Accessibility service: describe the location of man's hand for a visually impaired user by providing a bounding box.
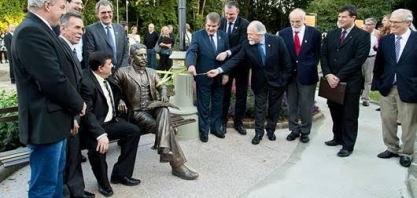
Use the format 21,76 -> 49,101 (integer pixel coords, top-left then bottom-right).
326,74 -> 340,88
188,65 -> 197,76
216,52 -> 228,61
118,100 -> 127,114
71,119 -> 79,136
80,102 -> 86,116
222,74 -> 229,85
96,135 -> 109,154
207,69 -> 220,78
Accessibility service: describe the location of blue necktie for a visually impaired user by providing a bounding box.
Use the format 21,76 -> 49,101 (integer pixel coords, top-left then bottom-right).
209,35 -> 216,53
257,43 -> 265,66
106,26 -> 117,65
395,36 -> 402,62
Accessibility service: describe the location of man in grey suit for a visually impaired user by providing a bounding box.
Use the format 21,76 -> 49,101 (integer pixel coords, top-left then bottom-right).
84,0 -> 128,72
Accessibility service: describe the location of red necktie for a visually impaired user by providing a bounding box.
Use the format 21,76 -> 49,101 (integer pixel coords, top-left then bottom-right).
294,31 -> 301,56
340,30 -> 347,45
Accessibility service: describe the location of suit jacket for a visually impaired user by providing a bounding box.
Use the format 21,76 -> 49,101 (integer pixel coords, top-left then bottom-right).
12,12 -> 84,144
185,29 -> 229,85
4,32 -> 12,56
114,66 -> 167,110
59,37 -> 82,91
372,31 -> 417,103
321,26 -> 370,93
219,16 -> 249,55
220,34 -> 292,94
80,69 -> 122,139
280,25 -> 321,85
84,22 -> 128,71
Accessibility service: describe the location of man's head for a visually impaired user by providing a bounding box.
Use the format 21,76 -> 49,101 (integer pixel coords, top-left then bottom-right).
148,23 -> 155,32
247,20 -> 266,45
390,9 -> 414,36
337,5 -> 357,30
363,18 -> 377,33
95,0 -> 113,26
224,1 -> 239,23
289,8 -> 306,32
28,0 -> 67,27
89,51 -> 113,77
60,12 -> 84,45
205,12 -> 220,36
129,43 -> 147,70
66,0 -> 83,13
7,24 -> 16,33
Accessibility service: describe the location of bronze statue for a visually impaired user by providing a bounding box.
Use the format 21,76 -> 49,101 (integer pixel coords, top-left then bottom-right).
115,43 -> 198,180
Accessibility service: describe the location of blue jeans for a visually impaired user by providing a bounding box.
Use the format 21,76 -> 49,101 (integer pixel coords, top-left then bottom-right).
28,139 -> 67,198
147,49 -> 157,69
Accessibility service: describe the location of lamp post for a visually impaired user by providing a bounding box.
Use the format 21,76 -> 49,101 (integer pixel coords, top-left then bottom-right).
116,0 -> 119,23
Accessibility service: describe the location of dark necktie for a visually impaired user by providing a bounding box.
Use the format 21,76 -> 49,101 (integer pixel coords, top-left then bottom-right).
294,31 -> 301,56
72,48 -> 78,61
103,80 -> 116,118
209,35 -> 216,53
257,43 -> 265,66
340,30 -> 347,45
106,26 -> 117,65
227,22 -> 233,34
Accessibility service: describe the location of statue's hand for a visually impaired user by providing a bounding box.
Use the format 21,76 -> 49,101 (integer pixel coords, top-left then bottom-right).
161,96 -> 168,102
118,100 -> 127,114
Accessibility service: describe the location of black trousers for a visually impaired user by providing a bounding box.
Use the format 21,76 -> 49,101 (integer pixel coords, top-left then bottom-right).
64,134 -> 85,197
221,65 -> 250,125
327,92 -> 361,151
87,118 -> 141,188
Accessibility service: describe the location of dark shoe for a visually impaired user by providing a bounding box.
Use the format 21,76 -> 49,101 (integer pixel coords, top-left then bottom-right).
377,150 -> 399,159
376,108 -> 381,111
286,132 -> 300,141
211,132 -> 225,139
199,134 -> 208,142
267,133 -> 276,141
234,124 -> 247,135
11,80 -> 15,84
397,122 -> 401,126
72,191 -> 95,198
81,154 -> 87,163
300,134 -> 310,143
110,176 -> 141,186
159,147 -> 173,163
337,149 -> 352,157
98,184 -> 113,197
325,139 -> 342,146
172,164 -> 199,180
220,123 -> 227,134
362,101 -> 369,106
251,135 -> 263,145
399,156 -> 412,167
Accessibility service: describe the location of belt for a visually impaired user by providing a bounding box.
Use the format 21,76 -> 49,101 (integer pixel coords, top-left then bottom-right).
368,55 -> 376,58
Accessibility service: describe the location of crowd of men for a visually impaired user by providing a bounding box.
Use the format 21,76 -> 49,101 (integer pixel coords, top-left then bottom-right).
6,0 -> 417,197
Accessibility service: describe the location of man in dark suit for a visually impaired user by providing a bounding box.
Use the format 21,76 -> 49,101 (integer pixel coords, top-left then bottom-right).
321,5 -> 369,157
218,1 -> 250,135
58,13 -> 95,198
280,8 -> 321,143
4,24 -> 15,84
207,21 -> 292,145
143,23 -> 159,69
186,12 -> 230,142
372,9 -> 417,167
80,52 -> 141,197
11,0 -> 86,196
84,0 -> 129,72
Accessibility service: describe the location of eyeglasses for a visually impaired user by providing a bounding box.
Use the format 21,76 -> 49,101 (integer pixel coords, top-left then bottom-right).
389,20 -> 406,25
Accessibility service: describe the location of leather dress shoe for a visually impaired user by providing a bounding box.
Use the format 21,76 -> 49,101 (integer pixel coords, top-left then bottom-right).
172,164 -> 199,180
72,191 -> 95,198
159,147 -> 173,163
252,135 -> 263,145
211,132 -> 225,139
286,132 -> 300,141
234,124 -> 247,135
325,139 -> 342,146
220,123 -> 227,134
98,184 -> 113,197
81,154 -> 87,163
267,133 -> 276,141
300,134 -> 310,143
377,150 -> 399,159
110,176 -> 141,186
400,156 -> 412,167
337,149 -> 352,157
199,134 -> 208,142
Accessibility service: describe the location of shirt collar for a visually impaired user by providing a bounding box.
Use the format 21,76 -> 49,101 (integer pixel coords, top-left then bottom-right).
31,11 -> 52,30
101,22 -> 112,29
59,35 -> 75,50
395,28 -> 411,39
92,70 -> 106,84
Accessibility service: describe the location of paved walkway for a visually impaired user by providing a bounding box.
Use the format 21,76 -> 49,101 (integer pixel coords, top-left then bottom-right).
0,62 -> 413,197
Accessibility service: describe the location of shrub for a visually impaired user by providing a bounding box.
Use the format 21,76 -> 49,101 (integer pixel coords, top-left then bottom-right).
0,90 -> 20,152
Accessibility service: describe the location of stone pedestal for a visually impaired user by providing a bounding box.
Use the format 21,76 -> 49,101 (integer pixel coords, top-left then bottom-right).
169,51 -> 198,140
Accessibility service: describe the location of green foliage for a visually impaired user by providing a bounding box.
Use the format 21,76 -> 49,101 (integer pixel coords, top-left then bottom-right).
0,0 -> 25,32
0,90 -> 20,152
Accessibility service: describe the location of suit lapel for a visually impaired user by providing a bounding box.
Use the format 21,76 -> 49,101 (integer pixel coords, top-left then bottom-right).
59,37 -> 82,77
264,35 -> 271,66
127,66 -> 143,87
88,69 -> 106,99
340,27 -> 357,47
301,26 -> 313,54
97,23 -> 113,48
398,31 -> 417,63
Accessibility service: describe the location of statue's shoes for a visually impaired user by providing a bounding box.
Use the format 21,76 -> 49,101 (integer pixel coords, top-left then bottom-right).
172,164 -> 199,180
